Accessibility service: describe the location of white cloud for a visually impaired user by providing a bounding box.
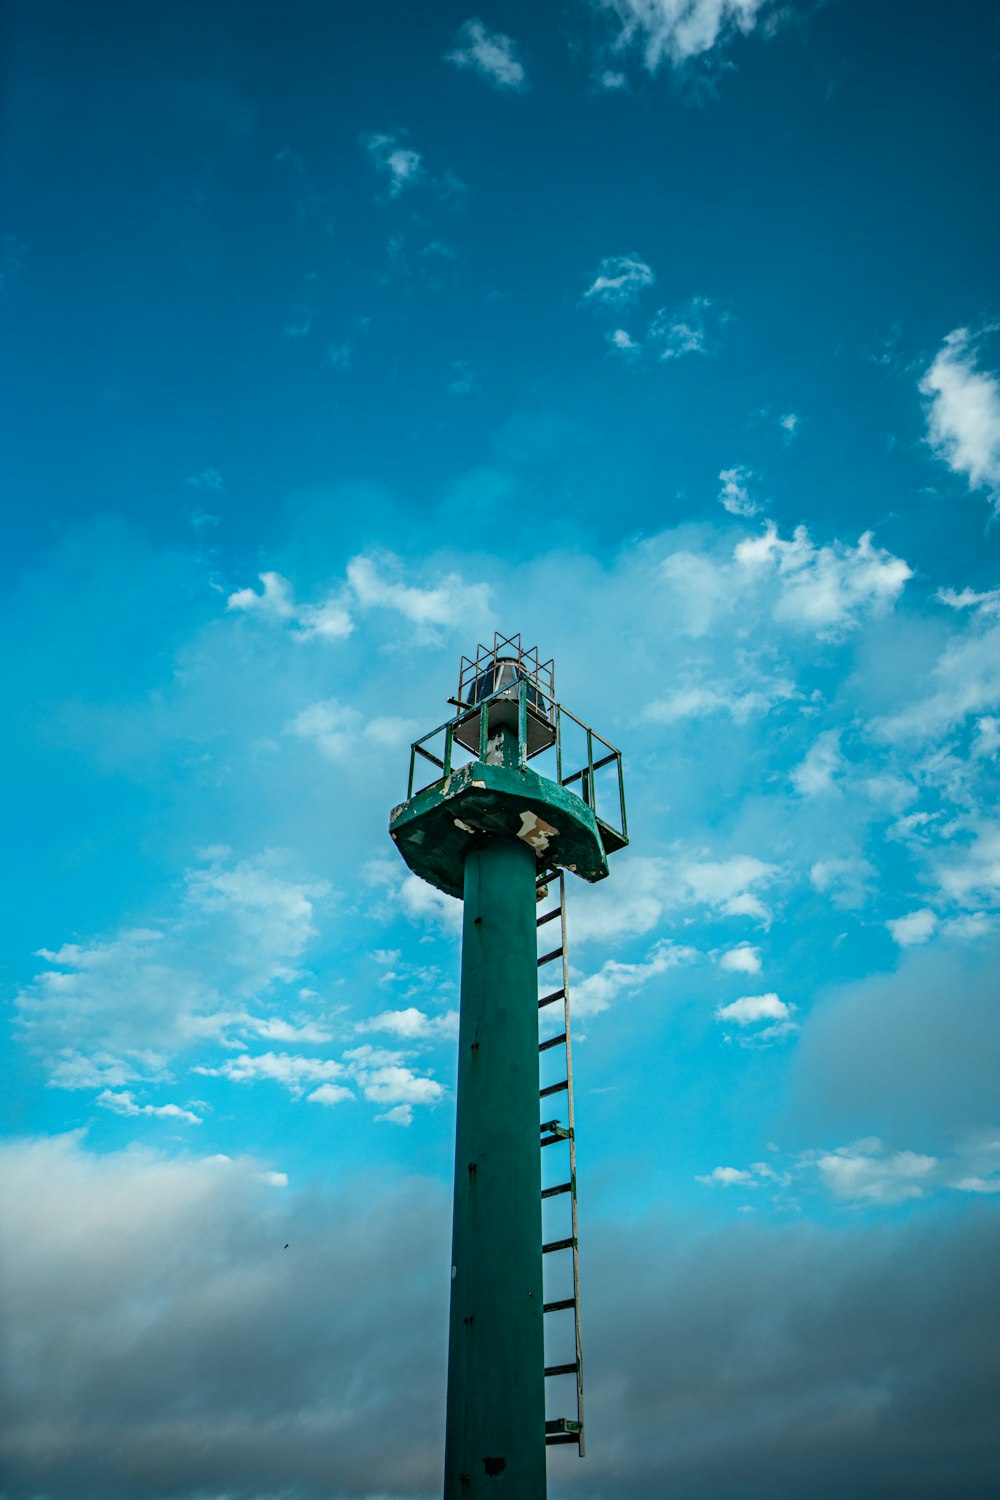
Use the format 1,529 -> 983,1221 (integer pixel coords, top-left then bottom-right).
935,822 -> 1000,909
227,570 -> 296,622
583,254 -> 655,306
197,1051 -> 349,1098
445,19 -> 527,90
680,854 -> 780,924
287,698 -> 362,760
357,1007 -> 459,1040
17,853 -> 332,1089
790,730 -> 844,796
719,943 -> 761,975
184,854 -> 329,988
607,327 -> 640,354
572,939 -> 696,1018
226,571 -> 353,641
735,523 -> 912,637
399,874 -> 463,933
695,1165 -> 756,1187
814,1140 -> 938,1205
346,553 -> 491,632
644,674 -> 795,724
649,295 -> 720,360
779,412 -> 800,436
718,465 -> 760,517
873,616 -> 1000,743
362,132 -> 424,196
886,908 -> 939,947
920,328 -> 1000,510
307,1082 -> 354,1107
97,1090 -> 202,1125
594,0 -> 772,72
715,992 -> 789,1025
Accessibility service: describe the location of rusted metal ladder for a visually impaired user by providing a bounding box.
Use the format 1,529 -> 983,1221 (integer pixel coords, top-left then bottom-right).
536,868 -> 585,1456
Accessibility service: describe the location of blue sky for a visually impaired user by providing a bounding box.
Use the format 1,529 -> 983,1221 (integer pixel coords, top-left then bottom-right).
3,2 -> 1000,1496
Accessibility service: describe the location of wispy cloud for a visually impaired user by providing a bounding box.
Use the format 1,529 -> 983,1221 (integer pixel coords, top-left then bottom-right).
445,18 -> 527,90
920,327 -> 1000,512
718,464 -> 761,517
648,295 -> 722,359
572,939 -> 696,1018
361,132 -> 424,196
583,254 -> 655,306
591,0 -> 775,75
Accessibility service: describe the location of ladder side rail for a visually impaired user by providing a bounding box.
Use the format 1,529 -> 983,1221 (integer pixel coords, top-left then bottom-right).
557,871 -> 586,1457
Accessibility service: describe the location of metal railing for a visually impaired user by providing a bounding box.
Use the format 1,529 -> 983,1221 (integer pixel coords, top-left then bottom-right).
405,676 -> 627,849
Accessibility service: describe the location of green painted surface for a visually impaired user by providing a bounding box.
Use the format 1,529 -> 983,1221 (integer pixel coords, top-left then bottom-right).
389,758 -> 609,898
443,835 -> 547,1498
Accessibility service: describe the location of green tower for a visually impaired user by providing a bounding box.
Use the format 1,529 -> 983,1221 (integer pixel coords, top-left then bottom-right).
389,635 -> 627,1498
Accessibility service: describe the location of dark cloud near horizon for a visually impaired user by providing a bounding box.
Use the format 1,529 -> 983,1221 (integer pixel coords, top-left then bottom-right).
787,934 -> 1000,1145
2,1136 -> 999,1500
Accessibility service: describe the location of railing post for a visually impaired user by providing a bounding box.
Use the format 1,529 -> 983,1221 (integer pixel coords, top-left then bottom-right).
555,706 -> 563,785
518,677 -> 528,767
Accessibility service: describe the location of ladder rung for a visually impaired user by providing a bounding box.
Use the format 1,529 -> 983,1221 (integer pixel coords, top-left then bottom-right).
543,1236 -> 575,1254
536,907 -> 560,928
545,1419 -> 581,1433
546,1433 -> 581,1446
541,1181 -> 572,1200
538,988 -> 565,1009
539,1031 -> 567,1052
544,1296 -> 576,1312
540,1079 -> 569,1098
544,1362 -> 579,1377
537,948 -> 563,967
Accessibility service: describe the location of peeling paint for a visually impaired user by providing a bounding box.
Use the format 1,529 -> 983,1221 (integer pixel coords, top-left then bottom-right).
454,818 -> 477,835
471,780 -> 486,790
516,810 -> 559,854
485,732 -> 505,766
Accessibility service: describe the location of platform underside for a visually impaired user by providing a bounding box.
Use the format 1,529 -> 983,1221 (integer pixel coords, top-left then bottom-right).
389,760 -> 613,897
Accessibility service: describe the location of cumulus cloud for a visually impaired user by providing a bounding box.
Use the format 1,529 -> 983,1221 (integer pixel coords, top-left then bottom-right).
592,0 -> 774,74
445,18 -> 527,89
715,992 -> 789,1024
681,854 -> 780,924
718,464 -> 760,517
719,943 -> 762,975
346,552 -> 491,633
96,1089 -> 202,1125
812,1139 -> 938,1205
16,851 -> 332,1091
227,552 -> 491,646
361,131 -> 424,195
886,908 -> 938,947
583,254 -> 655,306
920,327 -> 1000,511
356,1006 -> 459,1040
196,1050 -> 349,1097
734,523 -> 912,637
227,571 -> 353,640
790,730 -> 844,796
